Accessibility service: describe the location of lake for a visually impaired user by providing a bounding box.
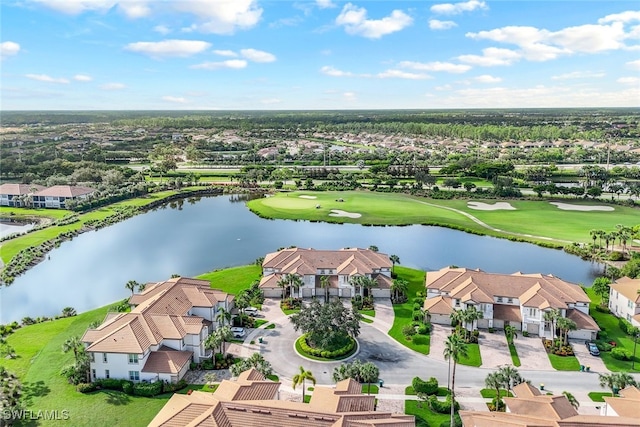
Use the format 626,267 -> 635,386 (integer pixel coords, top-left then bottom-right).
0,195 -> 603,323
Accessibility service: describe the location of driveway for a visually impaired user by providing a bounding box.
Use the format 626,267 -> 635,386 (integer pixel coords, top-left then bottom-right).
571,339 -> 608,374
478,330 -> 514,368
429,324 -> 452,362
512,335 -> 554,371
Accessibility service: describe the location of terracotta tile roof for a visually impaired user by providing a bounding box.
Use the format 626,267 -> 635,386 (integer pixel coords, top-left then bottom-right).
142,347 -> 193,374
610,277 -> 640,303
504,395 -> 578,420
603,385 -> 640,418
566,309 -> 600,331
426,267 -> 590,310
423,296 -> 453,315
263,248 -> 392,275
32,185 -> 95,198
493,304 -> 522,323
513,382 -> 541,398
0,183 -> 45,195
557,415 -> 640,426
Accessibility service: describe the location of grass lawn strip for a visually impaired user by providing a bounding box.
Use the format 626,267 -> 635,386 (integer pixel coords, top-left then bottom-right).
405,399 -> 452,427
585,288 -> 640,373
388,266 -> 430,355
588,392 -> 615,402
458,343 -> 482,367
247,191 -> 638,245
509,342 -> 521,366
548,353 -> 581,371
480,389 -> 513,398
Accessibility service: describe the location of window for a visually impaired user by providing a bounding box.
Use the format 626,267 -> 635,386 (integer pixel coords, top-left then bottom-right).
454,299 -> 460,307
129,371 -> 140,381
90,352 -> 95,362
496,297 -> 503,303
507,298 -> 513,304
102,353 -> 108,363
91,369 -> 96,380
528,308 -> 538,317
628,314 -> 632,322
105,370 -> 110,379
128,354 -> 138,364
629,300 -> 634,309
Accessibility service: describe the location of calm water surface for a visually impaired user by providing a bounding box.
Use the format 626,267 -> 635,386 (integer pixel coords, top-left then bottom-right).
0,195 -> 603,323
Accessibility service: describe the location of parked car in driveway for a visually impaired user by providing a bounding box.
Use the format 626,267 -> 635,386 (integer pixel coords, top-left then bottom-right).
585,340 -> 600,356
245,307 -> 259,317
231,327 -> 246,338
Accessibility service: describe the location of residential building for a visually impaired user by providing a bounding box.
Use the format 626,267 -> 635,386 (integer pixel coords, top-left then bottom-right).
82,277 -> 234,384
608,276 -> 640,327
460,383 -> 640,426
424,267 -> 599,339
149,368 -> 415,426
259,248 -> 393,299
602,386 -> 640,417
0,183 -> 45,207
32,185 -> 95,209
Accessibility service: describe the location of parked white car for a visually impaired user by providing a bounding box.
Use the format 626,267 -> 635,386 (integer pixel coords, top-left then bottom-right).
231,327 -> 245,338
245,307 -> 259,317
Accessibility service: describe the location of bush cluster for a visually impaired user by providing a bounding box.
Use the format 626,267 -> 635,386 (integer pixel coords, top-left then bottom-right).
618,318 -> 635,336
298,334 -> 355,359
412,376 -> 438,395
611,347 -> 632,360
428,395 -> 459,414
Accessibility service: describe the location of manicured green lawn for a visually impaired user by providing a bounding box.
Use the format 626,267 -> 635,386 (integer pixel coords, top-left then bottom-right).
247,191 -> 639,245
361,317 -> 374,324
196,264 -> 262,295
388,266 -> 430,355
405,399 -> 454,427
509,342 -> 521,366
405,386 -> 450,396
548,353 -> 581,371
360,309 -> 375,317
480,389 -> 513,398
0,206 -> 73,219
361,384 -> 379,394
458,343 -> 482,367
585,288 -> 640,373
588,391 -> 614,402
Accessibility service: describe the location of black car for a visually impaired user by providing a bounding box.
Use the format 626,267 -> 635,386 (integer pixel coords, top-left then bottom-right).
585,340 -> 600,356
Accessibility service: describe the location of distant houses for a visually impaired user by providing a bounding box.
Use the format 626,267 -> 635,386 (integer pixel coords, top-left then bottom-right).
259,247 -> 393,299
0,184 -> 95,209
608,276 -> 640,328
81,277 -> 234,384
425,267 -> 600,340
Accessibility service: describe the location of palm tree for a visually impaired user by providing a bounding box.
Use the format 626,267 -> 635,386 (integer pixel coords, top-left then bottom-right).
543,309 -> 560,340
596,229 -> 606,249
556,317 -> 577,346
216,307 -> 232,327
485,371 -> 504,411
390,254 -> 400,273
504,325 -> 518,344
599,372 -> 619,397
360,362 -> 380,395
277,276 -> 288,301
450,309 -> 464,331
204,332 -> 222,362
125,279 -> 139,296
562,391 -> 579,410
391,278 -> 408,303
320,275 -> 330,303
292,366 -> 316,402
462,306 -> 483,340
443,333 -> 468,427
62,336 -> 84,364
497,365 -> 524,396
216,326 -> 233,358
359,276 -> 378,298
589,229 -> 599,252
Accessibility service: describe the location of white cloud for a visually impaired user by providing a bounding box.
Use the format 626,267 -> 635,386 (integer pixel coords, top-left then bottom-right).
316,0 -> 336,9
191,59 -> 248,70
457,47 -> 521,66
551,71 -> 605,80
617,76 -> 639,84
73,74 -> 93,81
320,66 -> 354,77
213,50 -> 238,57
240,48 -> 276,63
399,61 -> 471,73
260,98 -> 281,105
343,91 -> 357,101
598,10 -> 640,24
31,0 -> 119,15
429,19 -> 457,30
162,96 -> 188,103
118,1 -> 150,18
435,84 -> 452,91
153,25 -> 171,35
376,69 -> 431,79
125,39 -> 211,58
1,41 -> 20,59
627,59 -> 640,70
25,73 -> 69,84
336,3 -> 413,39
100,82 -> 126,90
177,0 -> 262,34
430,0 -> 487,15
473,74 -> 502,83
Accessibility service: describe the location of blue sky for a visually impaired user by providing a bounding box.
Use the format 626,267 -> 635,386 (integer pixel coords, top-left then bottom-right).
1,0 -> 639,110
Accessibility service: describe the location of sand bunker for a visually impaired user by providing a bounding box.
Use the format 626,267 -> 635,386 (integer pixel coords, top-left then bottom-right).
550,202 -> 614,212
329,209 -> 362,218
299,195 -> 317,199
467,202 -> 516,211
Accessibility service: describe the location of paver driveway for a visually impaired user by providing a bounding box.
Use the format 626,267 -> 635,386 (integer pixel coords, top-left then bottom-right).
513,334 -> 554,370
571,339 -> 608,374
478,330 -> 514,368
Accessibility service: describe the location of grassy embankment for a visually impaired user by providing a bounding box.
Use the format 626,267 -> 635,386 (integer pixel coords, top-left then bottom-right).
247,191 -> 638,246
585,288 -> 640,373
0,188 -> 204,265
388,266 -> 430,355
4,264 -> 260,427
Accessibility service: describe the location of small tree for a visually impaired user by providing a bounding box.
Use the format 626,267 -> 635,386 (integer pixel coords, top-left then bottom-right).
389,255 -> 400,273
125,280 -> 139,296
443,334 -> 468,427
485,371 -> 504,411
230,353 -> 273,377
292,366 -> 316,402
504,325 -> 518,344
290,299 -> 361,351
360,362 -> 380,395
592,277 -> 612,307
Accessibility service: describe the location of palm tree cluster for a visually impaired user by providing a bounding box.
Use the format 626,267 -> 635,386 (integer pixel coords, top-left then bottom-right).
331,359 -> 380,394
599,371 -> 638,396
589,225 -> 635,256
484,366 -> 528,411
450,305 -> 484,343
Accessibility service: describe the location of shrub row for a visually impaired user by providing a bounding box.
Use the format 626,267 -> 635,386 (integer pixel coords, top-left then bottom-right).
78,378 -> 187,396
298,334 -> 355,359
428,395 -> 459,414
618,318 -> 636,336
611,347 -> 632,361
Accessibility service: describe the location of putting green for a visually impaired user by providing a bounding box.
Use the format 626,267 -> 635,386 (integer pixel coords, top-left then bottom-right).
247,191 -> 639,245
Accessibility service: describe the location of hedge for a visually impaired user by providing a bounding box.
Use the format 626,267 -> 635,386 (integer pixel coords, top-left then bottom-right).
412,376 -> 439,396
298,334 -> 355,359
611,347 -> 632,360
133,381 -> 163,397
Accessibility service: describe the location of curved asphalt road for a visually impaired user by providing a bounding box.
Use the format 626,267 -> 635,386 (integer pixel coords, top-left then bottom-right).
254,319 -> 640,394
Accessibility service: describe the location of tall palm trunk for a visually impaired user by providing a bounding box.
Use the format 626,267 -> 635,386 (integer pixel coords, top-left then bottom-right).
450,361 -> 457,427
